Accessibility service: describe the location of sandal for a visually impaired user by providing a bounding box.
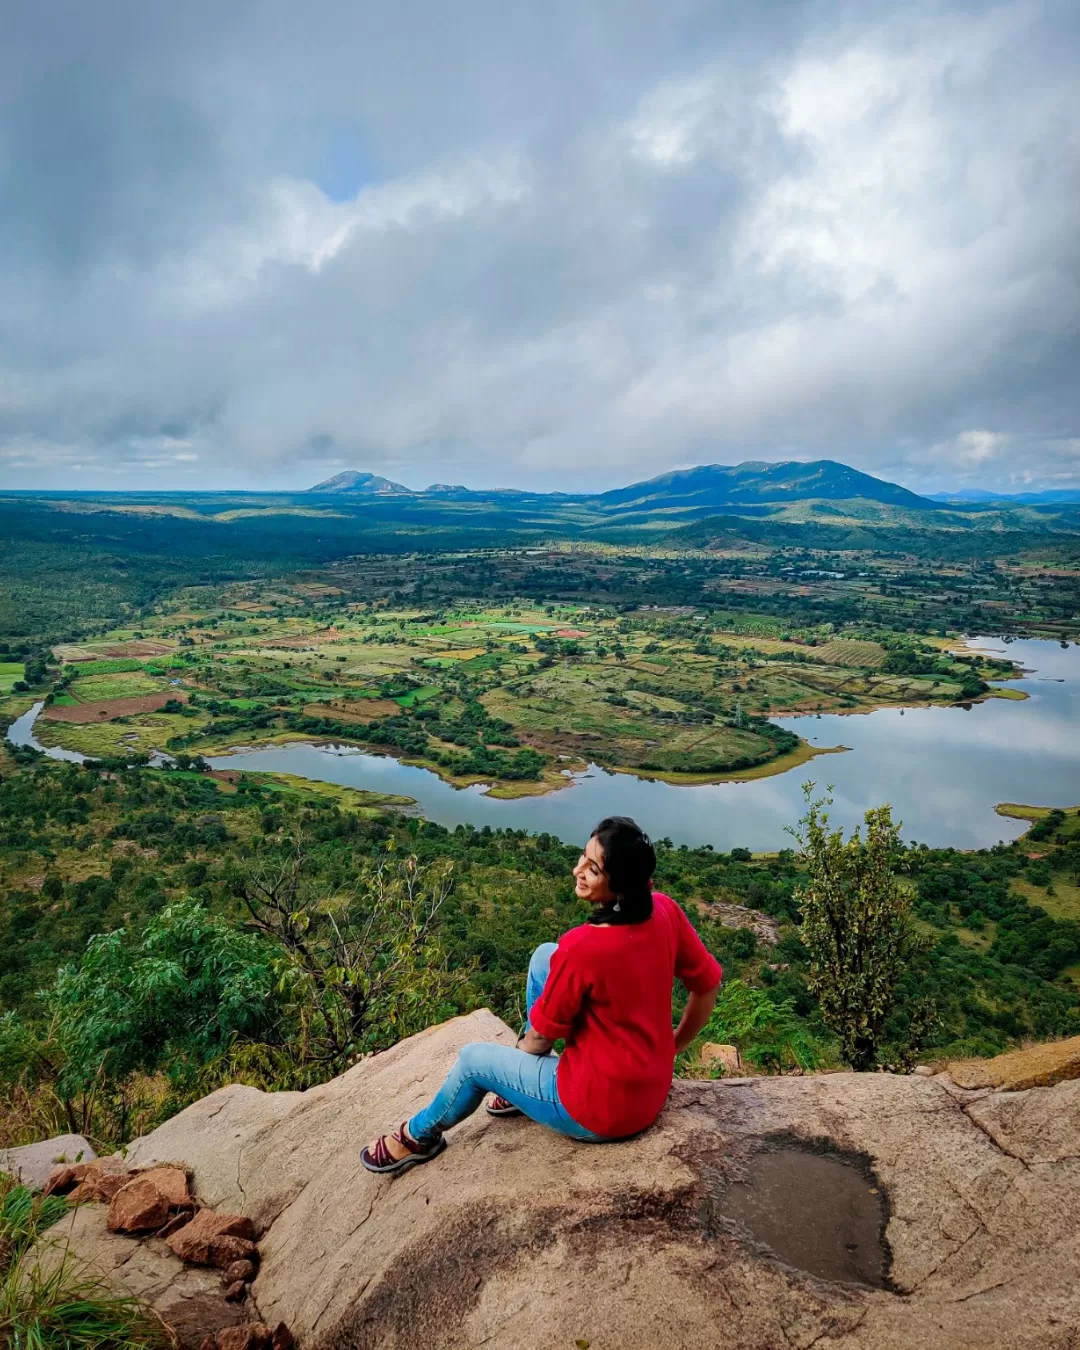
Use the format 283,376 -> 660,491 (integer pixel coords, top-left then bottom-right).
360,1124 -> 447,1175
486,1095 -> 524,1118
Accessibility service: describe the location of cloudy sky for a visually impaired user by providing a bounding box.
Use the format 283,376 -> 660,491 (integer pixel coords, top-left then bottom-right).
1,0 -> 1077,494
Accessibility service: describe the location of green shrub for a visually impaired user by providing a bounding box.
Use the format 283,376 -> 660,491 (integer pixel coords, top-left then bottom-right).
702,978 -> 832,1073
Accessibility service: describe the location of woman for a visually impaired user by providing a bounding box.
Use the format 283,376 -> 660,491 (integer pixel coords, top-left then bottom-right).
361,815 -> 722,1174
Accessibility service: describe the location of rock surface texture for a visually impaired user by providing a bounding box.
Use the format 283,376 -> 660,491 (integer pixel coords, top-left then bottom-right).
36,1010 -> 1080,1349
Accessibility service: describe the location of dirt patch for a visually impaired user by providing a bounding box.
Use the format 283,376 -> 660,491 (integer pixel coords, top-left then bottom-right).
43,692 -> 187,722
100,641 -> 175,658
324,1201 -> 545,1350
325,1190 -> 700,1350
306,700 -> 400,721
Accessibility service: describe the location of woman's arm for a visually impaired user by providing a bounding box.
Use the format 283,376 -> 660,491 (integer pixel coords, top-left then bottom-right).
674,981 -> 720,1055
518,1028 -> 556,1055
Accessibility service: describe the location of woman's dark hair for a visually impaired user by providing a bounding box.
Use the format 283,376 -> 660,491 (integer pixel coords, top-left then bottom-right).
586,816 -> 656,926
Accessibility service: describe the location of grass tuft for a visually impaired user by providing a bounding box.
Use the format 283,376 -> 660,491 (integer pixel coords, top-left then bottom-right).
0,1174 -> 172,1349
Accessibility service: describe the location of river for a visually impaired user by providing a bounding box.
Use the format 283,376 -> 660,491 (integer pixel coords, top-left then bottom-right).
8,638 -> 1079,851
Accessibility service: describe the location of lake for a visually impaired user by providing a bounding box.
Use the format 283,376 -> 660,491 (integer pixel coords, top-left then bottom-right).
9,638 -> 1080,851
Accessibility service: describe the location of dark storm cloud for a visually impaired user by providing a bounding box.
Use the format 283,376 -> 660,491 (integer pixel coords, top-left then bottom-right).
0,0 -> 1077,491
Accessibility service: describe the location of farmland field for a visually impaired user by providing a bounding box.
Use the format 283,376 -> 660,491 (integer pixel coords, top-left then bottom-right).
0,662 -> 23,693
6,549 -> 1023,794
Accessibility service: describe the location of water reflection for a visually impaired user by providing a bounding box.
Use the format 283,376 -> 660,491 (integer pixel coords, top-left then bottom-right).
6,702 -> 89,763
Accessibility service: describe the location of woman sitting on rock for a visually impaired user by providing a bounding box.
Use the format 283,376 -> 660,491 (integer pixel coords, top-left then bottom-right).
361,815 -> 723,1174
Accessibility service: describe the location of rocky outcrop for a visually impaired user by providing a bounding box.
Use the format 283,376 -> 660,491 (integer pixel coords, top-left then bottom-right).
38,1203 -> 257,1346
944,1033 -> 1080,1090
34,1010 -> 1080,1349
695,899 -> 781,946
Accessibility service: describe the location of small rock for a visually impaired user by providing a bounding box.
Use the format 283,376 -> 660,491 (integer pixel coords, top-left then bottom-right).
43,1165 -> 86,1197
225,1259 -> 257,1284
69,1162 -> 132,1205
913,1065 -> 935,1077
271,1324 -> 295,1350
167,1208 -> 257,1268
133,1165 -> 191,1208
700,1043 -> 741,1075
155,1207 -> 195,1240
207,1234 -> 258,1268
217,1323 -> 273,1350
223,1279 -> 248,1303
108,1175 -> 172,1234
73,1171 -> 130,1204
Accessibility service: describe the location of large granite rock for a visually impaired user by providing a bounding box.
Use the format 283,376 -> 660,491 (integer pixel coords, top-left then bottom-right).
0,1134 -> 95,1190
35,1011 -> 1080,1349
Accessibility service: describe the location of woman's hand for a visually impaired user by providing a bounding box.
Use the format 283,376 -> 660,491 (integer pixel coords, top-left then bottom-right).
518,1028 -> 556,1056
674,982 -> 721,1055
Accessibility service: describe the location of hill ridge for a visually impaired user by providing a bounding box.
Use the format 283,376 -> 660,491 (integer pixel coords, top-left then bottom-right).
308,457 -> 936,513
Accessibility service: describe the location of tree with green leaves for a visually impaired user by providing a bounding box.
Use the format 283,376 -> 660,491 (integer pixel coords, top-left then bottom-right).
233,838 -> 468,1083
791,787 -> 921,1071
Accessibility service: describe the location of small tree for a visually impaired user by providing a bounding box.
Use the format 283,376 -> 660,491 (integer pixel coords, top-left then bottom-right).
791,787 -> 920,1071
235,838 -> 468,1081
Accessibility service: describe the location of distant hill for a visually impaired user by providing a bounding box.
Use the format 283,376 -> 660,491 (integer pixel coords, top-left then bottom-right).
930,488 -> 1080,506
310,471 -> 412,495
593,459 -> 934,515
309,458 -> 935,515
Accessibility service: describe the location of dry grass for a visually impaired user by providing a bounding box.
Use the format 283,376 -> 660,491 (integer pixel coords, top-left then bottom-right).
0,1076 -> 177,1155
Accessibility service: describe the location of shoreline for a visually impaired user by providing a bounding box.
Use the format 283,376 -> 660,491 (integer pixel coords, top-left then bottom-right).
995,801 -> 1080,827
202,727 -> 849,798
14,686 -> 1021,802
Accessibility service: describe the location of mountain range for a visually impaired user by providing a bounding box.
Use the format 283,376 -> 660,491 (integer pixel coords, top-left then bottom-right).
928,488 -> 1080,505
310,460 -> 935,514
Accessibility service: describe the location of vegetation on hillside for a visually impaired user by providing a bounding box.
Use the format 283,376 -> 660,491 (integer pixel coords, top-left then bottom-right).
0,753 -> 1076,1150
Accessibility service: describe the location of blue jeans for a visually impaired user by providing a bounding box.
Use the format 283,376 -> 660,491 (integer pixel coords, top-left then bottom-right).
407,942 -> 606,1144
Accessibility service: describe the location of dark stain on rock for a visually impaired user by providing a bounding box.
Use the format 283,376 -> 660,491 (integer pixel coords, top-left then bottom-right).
322,1186 -> 702,1349
699,1133 -> 893,1290
322,1199 -> 540,1350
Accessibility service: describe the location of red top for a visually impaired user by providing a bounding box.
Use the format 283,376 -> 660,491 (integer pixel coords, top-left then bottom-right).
529,891 -> 722,1138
